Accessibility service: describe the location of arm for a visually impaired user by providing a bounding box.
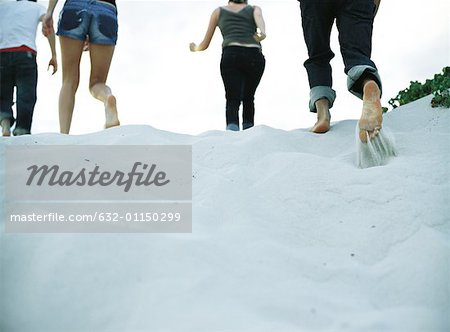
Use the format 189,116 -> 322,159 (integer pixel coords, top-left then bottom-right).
39,11 -> 58,74
46,29 -> 58,75
46,0 -> 58,16
374,0 -> 381,17
190,8 -> 220,52
42,0 -> 58,37
253,6 -> 266,42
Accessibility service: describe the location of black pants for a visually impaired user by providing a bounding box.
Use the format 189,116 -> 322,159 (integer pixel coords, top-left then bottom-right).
299,0 -> 381,110
220,46 -> 265,129
0,51 -> 38,133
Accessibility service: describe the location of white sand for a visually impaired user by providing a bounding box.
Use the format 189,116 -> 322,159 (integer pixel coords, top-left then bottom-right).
0,95 -> 448,331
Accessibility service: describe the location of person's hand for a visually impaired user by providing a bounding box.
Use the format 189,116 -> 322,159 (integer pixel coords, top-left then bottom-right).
42,13 -> 54,37
254,31 -> 266,42
48,57 -> 58,75
189,42 -> 198,52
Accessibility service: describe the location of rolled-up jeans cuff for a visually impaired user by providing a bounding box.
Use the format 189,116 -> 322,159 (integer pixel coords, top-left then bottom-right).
347,65 -> 382,99
309,86 -> 336,112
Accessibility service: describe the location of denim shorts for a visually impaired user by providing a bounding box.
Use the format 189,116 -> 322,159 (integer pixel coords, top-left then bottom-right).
57,0 -> 118,45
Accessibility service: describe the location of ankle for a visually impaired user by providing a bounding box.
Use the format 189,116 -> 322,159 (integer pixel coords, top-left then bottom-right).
315,98 -> 329,110
1,119 -> 11,136
363,80 -> 381,97
315,98 -> 330,119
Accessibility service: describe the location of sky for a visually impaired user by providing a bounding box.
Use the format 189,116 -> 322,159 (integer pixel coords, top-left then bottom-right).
29,0 -> 450,135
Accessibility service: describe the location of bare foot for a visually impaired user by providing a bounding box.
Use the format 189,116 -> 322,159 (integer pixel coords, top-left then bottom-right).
359,80 -> 382,143
311,99 -> 331,134
1,119 -> 11,137
105,95 -> 120,129
311,115 -> 331,133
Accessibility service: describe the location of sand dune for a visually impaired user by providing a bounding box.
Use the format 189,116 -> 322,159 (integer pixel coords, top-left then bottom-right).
0,95 -> 448,331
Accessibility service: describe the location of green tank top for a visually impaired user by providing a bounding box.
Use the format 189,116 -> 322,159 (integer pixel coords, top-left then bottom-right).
218,6 -> 261,48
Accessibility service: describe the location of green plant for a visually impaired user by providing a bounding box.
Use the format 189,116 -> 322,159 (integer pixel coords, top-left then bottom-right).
388,66 -> 450,109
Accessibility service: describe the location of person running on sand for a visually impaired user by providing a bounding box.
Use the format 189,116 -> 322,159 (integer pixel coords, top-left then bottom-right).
0,0 -> 58,137
190,0 -> 266,131
299,0 -> 382,142
43,0 -> 119,134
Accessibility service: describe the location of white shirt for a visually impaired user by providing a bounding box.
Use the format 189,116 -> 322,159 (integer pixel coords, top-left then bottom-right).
0,1 -> 46,52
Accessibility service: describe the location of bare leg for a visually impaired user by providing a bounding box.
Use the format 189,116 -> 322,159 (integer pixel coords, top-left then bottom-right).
311,98 -> 331,133
359,80 -> 382,143
88,44 -> 119,129
59,37 -> 84,134
1,119 -> 11,137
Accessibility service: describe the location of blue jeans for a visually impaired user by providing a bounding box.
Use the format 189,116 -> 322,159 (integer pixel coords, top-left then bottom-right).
57,0 -> 118,45
220,46 -> 265,129
0,51 -> 38,133
299,0 -> 382,111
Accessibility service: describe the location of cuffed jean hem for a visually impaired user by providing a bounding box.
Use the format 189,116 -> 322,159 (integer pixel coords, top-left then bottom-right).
309,86 -> 336,112
242,122 -> 254,130
226,123 -> 239,131
13,127 -> 31,136
347,65 -> 382,99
